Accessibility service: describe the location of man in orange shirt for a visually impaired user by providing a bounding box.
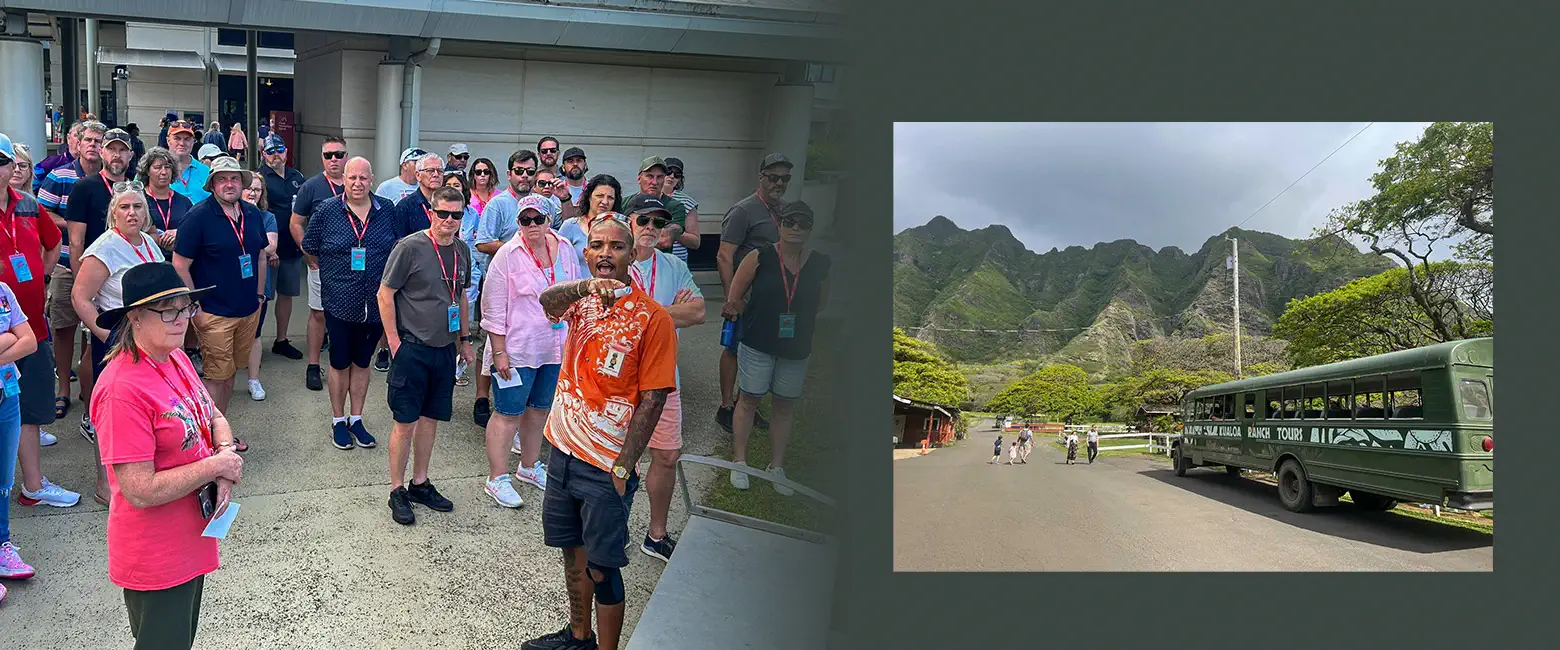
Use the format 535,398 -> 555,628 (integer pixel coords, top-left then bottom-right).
523,212 -> 675,650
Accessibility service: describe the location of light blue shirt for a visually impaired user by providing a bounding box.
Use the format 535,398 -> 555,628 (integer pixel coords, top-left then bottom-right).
476,190 -> 520,249
172,159 -> 211,205
629,250 -> 701,388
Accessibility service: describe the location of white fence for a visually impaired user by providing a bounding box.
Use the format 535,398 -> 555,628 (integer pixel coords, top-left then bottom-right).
1056,431 -> 1181,455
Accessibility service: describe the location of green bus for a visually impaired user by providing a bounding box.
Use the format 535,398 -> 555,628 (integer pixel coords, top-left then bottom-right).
1172,337 -> 1493,513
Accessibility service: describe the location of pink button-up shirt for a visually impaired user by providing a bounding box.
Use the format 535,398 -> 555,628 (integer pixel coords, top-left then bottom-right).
481,231 -> 584,369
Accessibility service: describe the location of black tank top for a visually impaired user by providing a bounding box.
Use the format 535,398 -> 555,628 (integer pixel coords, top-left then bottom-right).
740,245 -> 831,360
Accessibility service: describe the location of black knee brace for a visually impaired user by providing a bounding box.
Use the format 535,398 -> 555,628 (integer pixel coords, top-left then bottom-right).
589,562 -> 625,606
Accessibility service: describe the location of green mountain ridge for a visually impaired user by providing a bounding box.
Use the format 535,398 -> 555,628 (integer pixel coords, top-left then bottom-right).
894,216 -> 1395,373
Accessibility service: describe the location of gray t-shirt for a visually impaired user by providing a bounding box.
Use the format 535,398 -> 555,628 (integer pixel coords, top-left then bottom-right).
381,231 -> 472,348
720,192 -> 781,268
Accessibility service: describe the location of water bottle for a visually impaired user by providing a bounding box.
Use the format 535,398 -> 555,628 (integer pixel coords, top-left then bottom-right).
720,319 -> 736,347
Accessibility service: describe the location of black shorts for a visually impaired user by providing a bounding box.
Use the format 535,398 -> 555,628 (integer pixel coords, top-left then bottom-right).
324,313 -> 383,370
385,339 -> 455,424
541,447 -> 631,569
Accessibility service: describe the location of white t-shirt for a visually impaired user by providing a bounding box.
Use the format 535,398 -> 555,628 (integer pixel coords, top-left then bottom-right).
375,177 -> 419,203
1087,430 -> 1099,443
82,229 -> 167,311
1066,433 -> 1079,445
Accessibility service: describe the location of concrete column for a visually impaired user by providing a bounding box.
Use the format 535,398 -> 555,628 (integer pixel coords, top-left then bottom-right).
59,17 -> 79,128
0,37 -> 48,152
375,60 -> 405,182
246,30 -> 258,168
764,77 -> 814,201
85,19 -> 99,117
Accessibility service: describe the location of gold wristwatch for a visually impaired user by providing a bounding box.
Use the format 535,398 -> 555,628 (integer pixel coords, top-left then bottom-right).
612,465 -> 630,480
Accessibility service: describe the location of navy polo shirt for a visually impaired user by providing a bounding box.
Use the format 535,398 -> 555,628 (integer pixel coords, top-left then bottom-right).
394,189 -> 434,239
174,198 -> 271,318
301,194 -> 401,323
261,165 -> 308,259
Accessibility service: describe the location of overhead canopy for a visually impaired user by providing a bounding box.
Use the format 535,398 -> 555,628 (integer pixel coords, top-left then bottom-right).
210,53 -> 294,77
94,47 -> 205,71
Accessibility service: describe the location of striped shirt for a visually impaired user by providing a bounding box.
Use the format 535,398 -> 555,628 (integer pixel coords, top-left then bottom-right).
668,190 -> 698,262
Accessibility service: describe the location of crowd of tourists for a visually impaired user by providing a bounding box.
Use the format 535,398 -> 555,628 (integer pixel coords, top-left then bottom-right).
0,118 -> 830,650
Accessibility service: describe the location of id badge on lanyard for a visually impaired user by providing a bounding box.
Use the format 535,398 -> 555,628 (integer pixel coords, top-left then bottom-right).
351,247 -> 366,271
778,313 -> 797,339
2,367 -> 19,398
8,254 -> 31,283
447,304 -> 461,333
239,253 -> 254,279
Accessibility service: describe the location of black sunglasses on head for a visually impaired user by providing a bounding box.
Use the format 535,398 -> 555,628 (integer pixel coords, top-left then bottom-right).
519,215 -> 549,227
780,217 -> 813,230
511,167 -> 536,176
635,214 -> 671,229
323,151 -> 348,160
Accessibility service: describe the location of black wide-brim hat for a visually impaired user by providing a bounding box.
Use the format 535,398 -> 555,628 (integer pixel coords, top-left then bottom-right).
96,262 -> 215,331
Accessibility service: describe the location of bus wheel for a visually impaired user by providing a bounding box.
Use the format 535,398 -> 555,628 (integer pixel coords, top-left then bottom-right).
1172,445 -> 1189,477
1225,465 -> 1242,476
1349,491 -> 1398,511
1277,460 -> 1314,513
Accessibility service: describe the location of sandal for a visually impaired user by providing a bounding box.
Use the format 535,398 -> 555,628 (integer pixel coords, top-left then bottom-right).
233,439 -> 249,453
54,396 -> 69,419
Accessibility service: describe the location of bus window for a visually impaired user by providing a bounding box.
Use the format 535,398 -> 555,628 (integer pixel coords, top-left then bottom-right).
1281,385 -> 1299,419
1353,375 -> 1386,419
1459,379 -> 1492,419
1266,393 -> 1282,420
1302,383 -> 1326,419
1221,394 -> 1235,420
1243,393 -> 1256,419
1326,380 -> 1353,419
1387,372 -> 1424,419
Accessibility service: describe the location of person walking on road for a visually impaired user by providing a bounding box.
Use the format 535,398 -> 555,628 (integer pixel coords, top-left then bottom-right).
1087,425 -> 1100,464
1017,428 -> 1032,464
990,434 -> 1002,464
1065,430 -> 1080,465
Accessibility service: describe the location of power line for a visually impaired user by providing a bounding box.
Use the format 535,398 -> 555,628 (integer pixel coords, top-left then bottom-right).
1234,122 -> 1375,231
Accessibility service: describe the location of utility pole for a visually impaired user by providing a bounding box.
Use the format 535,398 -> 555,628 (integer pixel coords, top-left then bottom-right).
1227,236 -> 1242,378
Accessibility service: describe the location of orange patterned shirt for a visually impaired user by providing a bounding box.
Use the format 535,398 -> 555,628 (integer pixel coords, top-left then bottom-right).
544,284 -> 679,473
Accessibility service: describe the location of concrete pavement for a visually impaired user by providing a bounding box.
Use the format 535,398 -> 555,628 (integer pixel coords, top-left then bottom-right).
1,298 -> 732,648
894,420 -> 1493,572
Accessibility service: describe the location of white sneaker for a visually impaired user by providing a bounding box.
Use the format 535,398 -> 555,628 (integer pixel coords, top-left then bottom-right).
21,477 -> 81,508
39,430 -> 57,447
730,463 -> 750,490
248,379 -> 266,401
510,433 -> 522,455
513,461 -> 547,490
79,414 -> 95,442
485,475 -> 523,508
769,466 -> 795,496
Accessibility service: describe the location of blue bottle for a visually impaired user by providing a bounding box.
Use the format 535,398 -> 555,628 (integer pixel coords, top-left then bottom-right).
720,319 -> 736,347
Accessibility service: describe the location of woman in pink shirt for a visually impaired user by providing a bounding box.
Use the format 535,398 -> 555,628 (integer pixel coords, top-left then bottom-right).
479,194 -> 583,508
89,262 -> 245,650
227,123 -> 246,159
468,157 -> 498,217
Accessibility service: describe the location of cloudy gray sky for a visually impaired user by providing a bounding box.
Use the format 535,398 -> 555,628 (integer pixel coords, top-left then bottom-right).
893,122 -> 1438,255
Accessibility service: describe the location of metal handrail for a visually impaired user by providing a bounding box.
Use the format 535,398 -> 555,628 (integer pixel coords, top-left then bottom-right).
675,454 -> 837,545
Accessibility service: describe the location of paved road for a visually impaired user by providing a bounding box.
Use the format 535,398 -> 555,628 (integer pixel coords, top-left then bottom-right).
1,299 -> 731,648
894,420 -> 1493,572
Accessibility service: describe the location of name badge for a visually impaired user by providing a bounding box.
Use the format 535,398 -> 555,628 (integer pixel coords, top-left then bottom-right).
447,304 -> 460,333
600,345 -> 628,378
350,247 -> 366,271
2,367 -> 19,398
239,253 -> 253,279
778,313 -> 796,339
552,322 -> 564,330
8,254 -> 32,283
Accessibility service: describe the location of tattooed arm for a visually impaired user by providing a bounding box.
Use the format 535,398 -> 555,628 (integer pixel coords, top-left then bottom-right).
539,277 -> 625,320
613,388 -> 669,493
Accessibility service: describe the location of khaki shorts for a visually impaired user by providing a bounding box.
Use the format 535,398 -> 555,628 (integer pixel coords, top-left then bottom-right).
195,310 -> 262,381
48,269 -> 80,330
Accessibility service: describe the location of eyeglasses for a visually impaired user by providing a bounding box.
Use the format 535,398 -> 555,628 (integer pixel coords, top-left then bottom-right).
418,167 -> 442,174
145,303 -> 199,323
430,209 -> 463,221
763,173 -> 793,184
539,147 -> 559,155
113,180 -> 147,193
780,217 -> 813,230
511,167 -> 536,177
635,215 -> 670,229
518,215 -> 549,227
323,151 -> 348,160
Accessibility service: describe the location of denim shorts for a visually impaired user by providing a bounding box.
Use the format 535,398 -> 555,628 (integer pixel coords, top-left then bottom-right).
491,363 -> 561,417
541,447 -> 631,569
737,343 -> 809,400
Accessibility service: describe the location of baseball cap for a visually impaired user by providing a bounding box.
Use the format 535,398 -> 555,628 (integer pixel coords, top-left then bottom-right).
103,128 -> 133,150
262,134 -> 287,154
449,143 -> 469,155
779,201 -> 814,221
0,133 -> 15,160
400,147 -> 428,165
638,156 -> 667,173
561,146 -> 586,162
168,120 -> 196,137
197,143 -> 224,160
664,157 -> 685,174
760,152 -> 793,172
621,194 -> 670,218
516,194 -> 553,217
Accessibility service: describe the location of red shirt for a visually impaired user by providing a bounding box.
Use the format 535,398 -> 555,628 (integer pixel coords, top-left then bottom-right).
0,187 -> 62,340
93,348 -> 221,591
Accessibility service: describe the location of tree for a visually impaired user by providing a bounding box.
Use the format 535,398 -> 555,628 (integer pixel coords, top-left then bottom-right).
1125,334 -> 1289,379
1316,121 -> 1494,341
1272,262 -> 1493,367
984,364 -> 1097,423
893,328 -> 971,406
1107,367 -> 1233,415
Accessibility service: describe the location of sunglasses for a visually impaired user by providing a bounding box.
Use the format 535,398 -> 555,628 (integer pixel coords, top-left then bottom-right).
113,180 -> 147,193
511,167 -> 537,177
780,217 -> 813,230
518,215 -> 549,227
635,215 -> 671,229
472,168 -> 493,176
146,303 -> 200,323
0,156 -> 12,167
323,151 -> 348,160
763,173 -> 793,184
539,147 -> 559,155
535,179 -> 557,189
450,153 -> 469,160
265,146 -> 287,155
666,170 -> 683,178
430,209 -> 463,221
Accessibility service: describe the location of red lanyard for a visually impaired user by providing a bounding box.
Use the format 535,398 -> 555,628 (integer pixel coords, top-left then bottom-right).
345,201 -> 371,246
117,229 -> 155,263
630,254 -> 658,297
147,191 -> 173,230
144,349 -> 214,448
220,203 -> 246,246
756,192 -> 783,231
0,187 -> 20,248
775,244 -> 800,311
521,233 -> 559,287
425,231 -> 459,303
327,178 -> 344,200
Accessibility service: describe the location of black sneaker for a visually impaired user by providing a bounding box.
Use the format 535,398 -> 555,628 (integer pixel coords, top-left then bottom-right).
641,533 -> 677,562
272,339 -> 304,360
716,406 -> 734,433
350,419 -> 376,448
522,626 -> 598,650
473,398 -> 492,428
388,487 -> 415,525
374,348 -> 391,372
306,364 -> 323,391
332,421 -> 354,450
406,479 -> 454,512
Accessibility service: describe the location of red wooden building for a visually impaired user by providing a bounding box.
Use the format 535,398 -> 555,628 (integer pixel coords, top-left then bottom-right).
893,394 -> 960,449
